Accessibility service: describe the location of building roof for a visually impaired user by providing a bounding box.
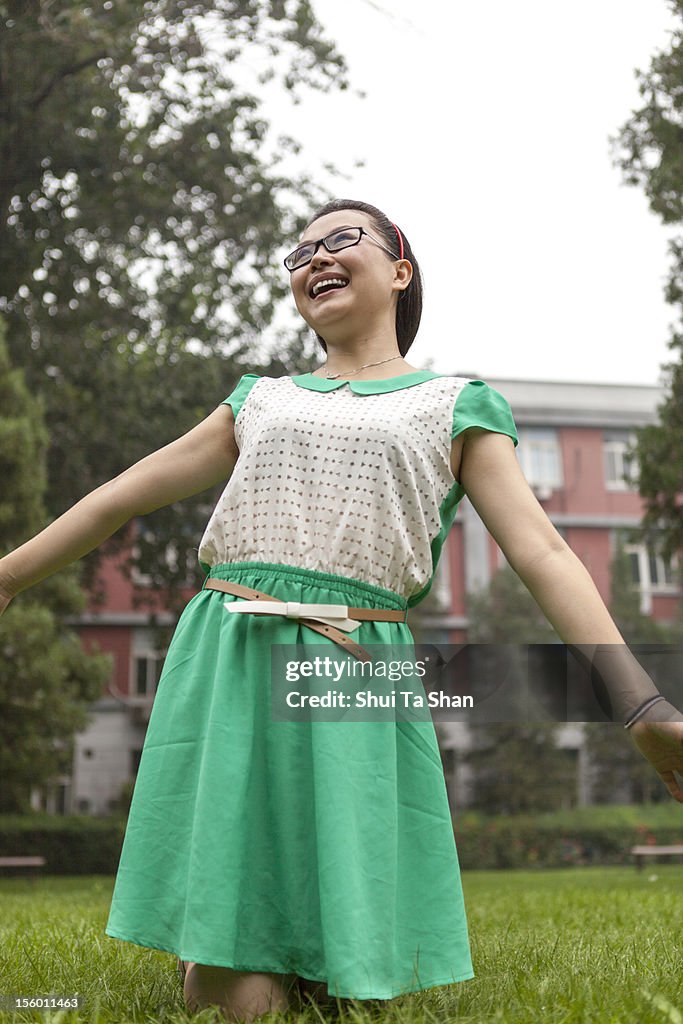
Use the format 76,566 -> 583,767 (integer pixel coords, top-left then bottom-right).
455,372 -> 667,428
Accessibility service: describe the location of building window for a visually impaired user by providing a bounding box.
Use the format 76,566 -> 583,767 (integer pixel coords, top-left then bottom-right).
622,538 -> 679,614
133,654 -> 164,697
517,428 -> 563,497
603,430 -> 639,491
648,550 -> 675,587
131,627 -> 167,699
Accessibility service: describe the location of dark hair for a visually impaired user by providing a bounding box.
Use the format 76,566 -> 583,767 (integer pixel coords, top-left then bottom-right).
303,198 -> 423,356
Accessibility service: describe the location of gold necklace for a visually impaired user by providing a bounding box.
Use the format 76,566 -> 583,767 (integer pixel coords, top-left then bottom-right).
314,355 -> 404,380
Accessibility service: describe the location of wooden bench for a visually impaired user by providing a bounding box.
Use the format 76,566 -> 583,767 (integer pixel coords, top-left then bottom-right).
0,856 -> 46,877
631,845 -> 683,871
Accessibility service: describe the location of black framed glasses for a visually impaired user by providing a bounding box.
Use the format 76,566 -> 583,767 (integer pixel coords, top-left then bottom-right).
283,226 -> 400,272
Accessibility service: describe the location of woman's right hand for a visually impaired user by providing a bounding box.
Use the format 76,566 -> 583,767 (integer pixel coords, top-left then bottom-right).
629,704 -> 683,803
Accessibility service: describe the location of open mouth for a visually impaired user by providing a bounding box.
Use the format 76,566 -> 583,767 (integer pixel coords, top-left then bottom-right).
310,277 -> 350,300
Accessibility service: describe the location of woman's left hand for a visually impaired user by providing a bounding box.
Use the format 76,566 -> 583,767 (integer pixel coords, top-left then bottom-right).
628,715 -> 683,803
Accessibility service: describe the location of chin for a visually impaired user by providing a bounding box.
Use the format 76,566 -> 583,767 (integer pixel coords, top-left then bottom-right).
306,309 -> 350,332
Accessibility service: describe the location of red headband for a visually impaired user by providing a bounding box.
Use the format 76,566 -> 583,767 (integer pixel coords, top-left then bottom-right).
390,222 -> 404,261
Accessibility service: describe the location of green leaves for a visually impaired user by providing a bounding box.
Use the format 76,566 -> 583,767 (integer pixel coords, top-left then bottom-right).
610,10 -> 683,571
0,0 -> 347,593
1,0 -> 349,359
0,330 -> 111,814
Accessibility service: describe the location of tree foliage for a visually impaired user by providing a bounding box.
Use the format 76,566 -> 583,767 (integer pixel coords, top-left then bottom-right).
457,542 -> 683,812
0,319 -> 111,813
463,723 -> 577,815
460,564 -> 575,814
608,527 -> 680,644
582,720 -> 671,805
0,1 -> 349,356
0,1 -> 347,592
582,531 -> 683,805
465,561 -> 560,644
610,3 -> 683,564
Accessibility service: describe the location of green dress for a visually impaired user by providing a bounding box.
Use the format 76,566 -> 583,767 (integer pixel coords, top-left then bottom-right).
105,369 -> 519,1000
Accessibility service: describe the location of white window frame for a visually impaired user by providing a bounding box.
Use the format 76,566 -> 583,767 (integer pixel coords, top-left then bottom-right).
129,627 -> 167,701
517,427 -> 563,497
132,653 -> 164,698
603,431 -> 640,492
622,539 -> 679,614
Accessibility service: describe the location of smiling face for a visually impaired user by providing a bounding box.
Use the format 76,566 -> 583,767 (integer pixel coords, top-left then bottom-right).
288,209 -> 412,344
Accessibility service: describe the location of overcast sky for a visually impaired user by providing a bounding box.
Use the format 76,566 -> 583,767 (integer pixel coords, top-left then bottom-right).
263,0 -> 681,387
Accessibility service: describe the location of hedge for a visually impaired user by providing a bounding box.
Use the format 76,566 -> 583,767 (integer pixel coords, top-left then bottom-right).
0,814 -> 125,875
0,808 -> 680,874
452,812 -> 683,869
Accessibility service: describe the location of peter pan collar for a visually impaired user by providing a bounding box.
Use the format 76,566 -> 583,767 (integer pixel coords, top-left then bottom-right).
290,369 -> 444,394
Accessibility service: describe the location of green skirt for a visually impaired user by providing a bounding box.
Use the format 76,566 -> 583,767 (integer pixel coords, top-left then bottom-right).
104,561 -> 474,1000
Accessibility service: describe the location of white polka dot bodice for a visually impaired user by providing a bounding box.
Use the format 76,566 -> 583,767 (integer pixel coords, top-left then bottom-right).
197,372 -> 482,607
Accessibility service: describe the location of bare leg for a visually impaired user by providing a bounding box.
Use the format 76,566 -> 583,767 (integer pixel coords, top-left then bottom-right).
183,961 -> 299,1022
297,975 -> 339,1009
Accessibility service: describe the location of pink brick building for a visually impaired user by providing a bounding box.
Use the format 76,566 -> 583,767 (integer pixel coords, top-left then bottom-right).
33,375 -> 681,814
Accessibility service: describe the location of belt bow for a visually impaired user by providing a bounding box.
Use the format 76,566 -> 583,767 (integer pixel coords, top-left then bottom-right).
224,599 -> 361,632
202,577 -> 407,663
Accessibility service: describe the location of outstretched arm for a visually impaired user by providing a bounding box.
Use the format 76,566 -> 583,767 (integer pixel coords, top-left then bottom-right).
0,403 -> 238,603
458,427 -> 683,802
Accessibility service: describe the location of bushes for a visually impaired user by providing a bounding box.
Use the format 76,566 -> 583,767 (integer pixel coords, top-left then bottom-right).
452,806 -> 681,869
0,805 -> 679,875
0,814 -> 126,874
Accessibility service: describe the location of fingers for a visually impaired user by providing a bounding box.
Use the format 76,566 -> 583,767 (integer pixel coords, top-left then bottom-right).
628,720 -> 683,801
658,769 -> 683,803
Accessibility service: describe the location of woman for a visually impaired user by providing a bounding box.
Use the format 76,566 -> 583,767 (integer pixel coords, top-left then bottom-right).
1,198 -> 681,1023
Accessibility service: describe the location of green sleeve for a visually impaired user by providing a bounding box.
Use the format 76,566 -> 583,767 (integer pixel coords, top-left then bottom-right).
221,373 -> 261,422
452,380 -> 519,448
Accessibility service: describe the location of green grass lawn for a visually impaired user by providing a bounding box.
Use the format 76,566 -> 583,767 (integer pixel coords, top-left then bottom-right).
0,867 -> 681,1023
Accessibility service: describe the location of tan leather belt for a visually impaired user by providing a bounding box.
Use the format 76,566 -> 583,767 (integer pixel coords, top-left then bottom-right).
203,577 -> 407,663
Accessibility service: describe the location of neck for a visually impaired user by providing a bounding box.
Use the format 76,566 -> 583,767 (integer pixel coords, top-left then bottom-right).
317,361 -> 422,382
319,325 -> 404,375
317,305 -> 402,357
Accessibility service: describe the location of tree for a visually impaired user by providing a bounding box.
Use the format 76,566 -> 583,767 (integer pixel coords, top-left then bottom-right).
0,1 -> 350,357
0,318 -> 111,813
464,722 -> 577,815
0,1 -> 348,590
465,561 -> 561,645
461,564 -> 576,814
582,530 -> 682,804
51,337 -> 319,612
583,720 -> 671,805
610,2 -> 683,565
608,527 -> 677,644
